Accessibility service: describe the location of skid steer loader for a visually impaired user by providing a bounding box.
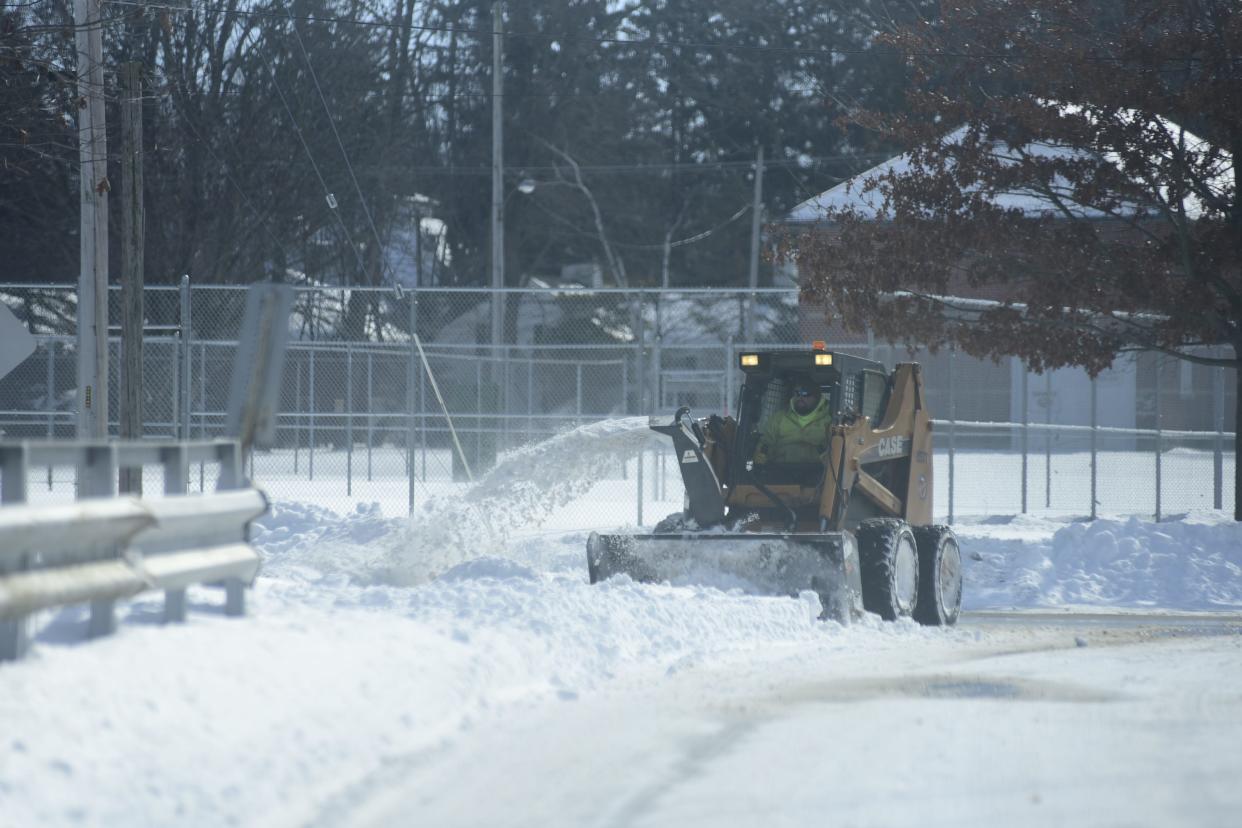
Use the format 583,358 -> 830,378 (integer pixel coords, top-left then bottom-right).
587,344 -> 962,625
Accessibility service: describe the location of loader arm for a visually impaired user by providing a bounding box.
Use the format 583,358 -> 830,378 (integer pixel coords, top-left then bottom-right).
819,363 -> 934,530
648,410 -> 727,528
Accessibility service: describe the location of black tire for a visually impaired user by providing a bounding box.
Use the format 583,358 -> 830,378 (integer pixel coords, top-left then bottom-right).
912,525 -> 963,626
653,512 -> 691,533
855,519 -> 920,621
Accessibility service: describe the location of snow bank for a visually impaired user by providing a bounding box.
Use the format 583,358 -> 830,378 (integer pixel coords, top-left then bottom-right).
1,529 -> 870,827
962,511 -> 1242,610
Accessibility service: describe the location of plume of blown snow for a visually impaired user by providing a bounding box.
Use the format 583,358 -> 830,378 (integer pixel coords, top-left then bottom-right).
379,417 -> 664,585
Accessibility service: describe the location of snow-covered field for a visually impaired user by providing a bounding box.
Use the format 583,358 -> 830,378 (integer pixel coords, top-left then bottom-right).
2,418 -> 1241,826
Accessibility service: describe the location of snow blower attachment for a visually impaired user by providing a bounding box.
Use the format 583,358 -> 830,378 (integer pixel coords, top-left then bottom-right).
587,346 -> 962,625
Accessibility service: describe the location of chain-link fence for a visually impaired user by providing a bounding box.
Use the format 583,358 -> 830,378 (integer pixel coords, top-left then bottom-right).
1,283 -> 1236,527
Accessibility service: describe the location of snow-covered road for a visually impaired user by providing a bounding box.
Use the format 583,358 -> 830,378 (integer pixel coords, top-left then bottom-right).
320,614 -> 1242,828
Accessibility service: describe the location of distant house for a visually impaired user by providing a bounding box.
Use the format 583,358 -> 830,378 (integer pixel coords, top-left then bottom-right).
782,124 -> 1232,435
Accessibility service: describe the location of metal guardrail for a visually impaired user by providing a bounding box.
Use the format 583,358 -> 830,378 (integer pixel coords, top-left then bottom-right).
0,439 -> 267,662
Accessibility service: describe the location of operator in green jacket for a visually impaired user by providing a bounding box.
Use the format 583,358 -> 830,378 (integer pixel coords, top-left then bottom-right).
754,379 -> 831,465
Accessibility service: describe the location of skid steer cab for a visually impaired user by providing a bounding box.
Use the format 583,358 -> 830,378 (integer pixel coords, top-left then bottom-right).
587,343 -> 962,626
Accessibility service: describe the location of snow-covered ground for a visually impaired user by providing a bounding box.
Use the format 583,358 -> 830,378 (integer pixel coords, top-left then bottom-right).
2,418 -> 1241,826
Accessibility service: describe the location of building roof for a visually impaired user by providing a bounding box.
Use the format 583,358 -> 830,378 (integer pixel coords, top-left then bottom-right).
787,115 -> 1227,224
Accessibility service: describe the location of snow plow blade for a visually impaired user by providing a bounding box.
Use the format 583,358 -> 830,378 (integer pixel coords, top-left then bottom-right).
586,531 -> 864,623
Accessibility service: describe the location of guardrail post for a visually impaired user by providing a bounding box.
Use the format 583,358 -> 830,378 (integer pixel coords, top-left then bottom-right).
0,444 -> 30,655
1090,375 -> 1098,520
165,589 -> 187,624
0,443 -> 29,504
80,443 -> 119,637
161,444 -> 187,496
224,579 -> 245,617
216,441 -> 243,490
208,442 -> 251,617
0,617 -> 29,661
79,443 -> 117,499
1214,361 -> 1224,510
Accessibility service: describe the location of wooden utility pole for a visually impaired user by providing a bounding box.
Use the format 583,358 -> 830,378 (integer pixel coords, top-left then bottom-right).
74,0 -> 109,439
745,144 -> 765,342
120,62 -> 145,493
490,1 -> 504,359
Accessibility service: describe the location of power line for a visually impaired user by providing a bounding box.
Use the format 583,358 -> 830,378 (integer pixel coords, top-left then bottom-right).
246,28 -> 371,286
104,0 -> 1226,64
290,19 -> 391,284
618,202 -> 753,251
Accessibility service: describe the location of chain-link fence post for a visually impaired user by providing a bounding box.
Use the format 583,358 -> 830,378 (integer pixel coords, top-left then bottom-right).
1155,355 -> 1163,520
1090,374 -> 1098,520
308,348 -> 316,481
45,341 -> 54,439
179,275 -> 191,442
45,341 -> 55,490
1021,360 -> 1028,514
346,340 -> 353,497
1214,358 -> 1225,510
947,346 -> 956,524
198,341 -> 207,490
575,363 -> 583,419
636,294 -> 645,527
293,354 -> 301,475
1045,371 -> 1053,509
407,294 -> 416,515
526,356 -> 534,445
419,347 -> 427,484
366,349 -> 373,482
653,327 -> 662,412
